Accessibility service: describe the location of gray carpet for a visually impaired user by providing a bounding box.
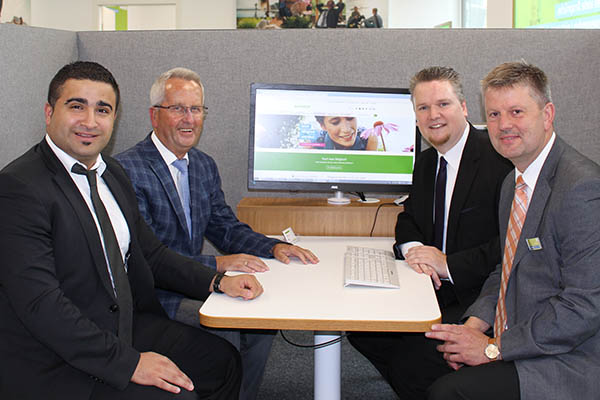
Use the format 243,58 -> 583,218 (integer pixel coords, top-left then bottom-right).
257,331 -> 398,399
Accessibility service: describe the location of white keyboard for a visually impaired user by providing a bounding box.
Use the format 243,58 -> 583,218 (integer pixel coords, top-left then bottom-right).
344,246 -> 400,289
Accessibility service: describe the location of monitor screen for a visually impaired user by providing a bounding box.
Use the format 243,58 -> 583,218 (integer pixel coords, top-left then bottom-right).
248,83 -> 420,197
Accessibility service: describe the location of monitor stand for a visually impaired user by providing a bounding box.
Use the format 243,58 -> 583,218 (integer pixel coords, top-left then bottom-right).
327,190 -> 351,205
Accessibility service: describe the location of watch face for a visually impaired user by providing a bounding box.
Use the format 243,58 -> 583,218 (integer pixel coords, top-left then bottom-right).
485,344 -> 500,359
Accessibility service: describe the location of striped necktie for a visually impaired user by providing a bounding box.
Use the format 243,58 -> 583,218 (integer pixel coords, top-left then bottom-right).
494,175 -> 529,337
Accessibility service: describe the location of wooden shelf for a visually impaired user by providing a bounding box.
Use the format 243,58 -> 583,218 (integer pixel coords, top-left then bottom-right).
236,197 -> 402,237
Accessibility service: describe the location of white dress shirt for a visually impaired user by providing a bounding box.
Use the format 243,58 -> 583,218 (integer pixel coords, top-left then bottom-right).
400,123 -> 471,282
151,132 -> 189,202
45,135 -> 130,292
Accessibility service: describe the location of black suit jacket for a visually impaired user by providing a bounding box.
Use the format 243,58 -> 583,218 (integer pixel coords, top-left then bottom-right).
0,139 -> 217,399
394,125 -> 512,320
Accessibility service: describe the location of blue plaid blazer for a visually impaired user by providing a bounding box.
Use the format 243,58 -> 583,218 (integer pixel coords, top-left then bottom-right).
115,134 -> 281,318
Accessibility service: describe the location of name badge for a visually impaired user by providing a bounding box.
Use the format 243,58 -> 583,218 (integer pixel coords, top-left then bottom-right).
526,237 -> 543,251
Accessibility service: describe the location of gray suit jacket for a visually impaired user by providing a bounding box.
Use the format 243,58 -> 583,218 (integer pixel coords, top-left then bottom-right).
465,136 -> 600,400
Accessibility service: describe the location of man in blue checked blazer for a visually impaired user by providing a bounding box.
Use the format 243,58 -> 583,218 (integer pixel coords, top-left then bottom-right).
116,67 -> 318,400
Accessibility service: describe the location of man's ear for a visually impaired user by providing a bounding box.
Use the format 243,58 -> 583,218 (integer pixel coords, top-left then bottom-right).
149,107 -> 159,129
44,103 -> 54,125
542,102 -> 555,132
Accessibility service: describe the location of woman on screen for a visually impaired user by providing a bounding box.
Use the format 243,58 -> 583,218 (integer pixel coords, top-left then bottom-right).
315,115 -> 378,150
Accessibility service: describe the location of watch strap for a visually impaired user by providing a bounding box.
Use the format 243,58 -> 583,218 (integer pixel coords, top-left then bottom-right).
213,273 -> 225,294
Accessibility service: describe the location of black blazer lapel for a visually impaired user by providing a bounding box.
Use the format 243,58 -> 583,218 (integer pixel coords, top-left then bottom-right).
446,125 -> 481,253
39,141 -> 117,301
419,150 -> 437,243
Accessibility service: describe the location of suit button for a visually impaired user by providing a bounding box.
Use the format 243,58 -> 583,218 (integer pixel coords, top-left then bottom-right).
109,304 -> 119,313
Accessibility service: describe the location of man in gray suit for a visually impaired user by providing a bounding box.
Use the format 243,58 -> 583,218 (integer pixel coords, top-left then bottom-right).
426,61 -> 600,399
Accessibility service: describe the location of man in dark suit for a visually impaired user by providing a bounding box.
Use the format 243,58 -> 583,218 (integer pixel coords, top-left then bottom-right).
349,66 -> 512,399
317,0 -> 345,28
427,61 -> 600,400
116,67 -> 318,400
0,61 -> 264,400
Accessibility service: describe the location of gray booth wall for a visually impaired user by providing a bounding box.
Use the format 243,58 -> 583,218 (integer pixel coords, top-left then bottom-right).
2,25 -> 600,216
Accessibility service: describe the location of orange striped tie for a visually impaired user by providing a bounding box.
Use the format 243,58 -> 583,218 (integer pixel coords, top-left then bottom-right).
494,176 -> 528,337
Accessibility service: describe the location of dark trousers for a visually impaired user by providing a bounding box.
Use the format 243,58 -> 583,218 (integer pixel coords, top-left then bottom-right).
348,284 -> 465,400
428,360 -> 520,400
91,312 -> 242,400
349,331 -> 451,400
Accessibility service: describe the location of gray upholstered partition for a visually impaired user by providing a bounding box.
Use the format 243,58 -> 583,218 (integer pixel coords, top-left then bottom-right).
0,24 -> 78,167
3,26 -> 600,211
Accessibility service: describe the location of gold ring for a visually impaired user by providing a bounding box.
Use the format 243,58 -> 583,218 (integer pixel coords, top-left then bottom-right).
244,261 -> 249,267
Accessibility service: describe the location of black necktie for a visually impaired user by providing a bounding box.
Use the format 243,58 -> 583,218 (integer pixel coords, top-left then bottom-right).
433,156 -> 447,251
72,164 -> 133,345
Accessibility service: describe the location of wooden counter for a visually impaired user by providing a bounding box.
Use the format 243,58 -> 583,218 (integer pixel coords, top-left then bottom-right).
236,197 -> 403,237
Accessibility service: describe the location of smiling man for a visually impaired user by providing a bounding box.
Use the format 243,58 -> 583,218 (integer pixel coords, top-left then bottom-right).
348,66 -> 512,399
0,61 -> 268,399
427,60 -> 600,400
116,67 -> 318,400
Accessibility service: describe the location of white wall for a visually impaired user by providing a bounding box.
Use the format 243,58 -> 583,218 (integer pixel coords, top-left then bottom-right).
28,0 -> 235,31
389,0 -> 460,28
128,5 -> 176,30
0,0 -> 30,24
30,0 -> 94,31
486,0 -> 512,28
178,0 -> 236,29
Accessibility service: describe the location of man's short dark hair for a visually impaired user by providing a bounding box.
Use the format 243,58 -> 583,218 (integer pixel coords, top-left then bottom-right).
47,61 -> 120,111
409,66 -> 466,104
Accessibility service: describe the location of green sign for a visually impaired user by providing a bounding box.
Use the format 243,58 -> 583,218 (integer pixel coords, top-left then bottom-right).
255,151 -> 414,174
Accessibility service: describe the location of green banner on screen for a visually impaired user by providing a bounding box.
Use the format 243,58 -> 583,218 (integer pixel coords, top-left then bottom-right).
254,152 -> 413,173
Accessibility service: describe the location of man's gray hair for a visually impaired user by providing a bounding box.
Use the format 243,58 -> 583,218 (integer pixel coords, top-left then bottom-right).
150,67 -> 205,106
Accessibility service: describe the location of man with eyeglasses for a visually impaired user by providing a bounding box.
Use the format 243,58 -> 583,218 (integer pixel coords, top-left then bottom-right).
116,67 -> 318,400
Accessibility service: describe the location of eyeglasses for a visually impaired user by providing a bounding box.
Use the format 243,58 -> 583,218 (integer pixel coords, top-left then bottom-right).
153,104 -> 208,117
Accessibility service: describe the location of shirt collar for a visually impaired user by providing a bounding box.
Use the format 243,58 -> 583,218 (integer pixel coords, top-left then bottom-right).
151,131 -> 189,166
437,123 -> 470,170
515,132 -> 556,193
45,134 -> 106,175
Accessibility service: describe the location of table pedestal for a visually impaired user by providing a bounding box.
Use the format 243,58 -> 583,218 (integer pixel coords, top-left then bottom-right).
314,331 -> 341,400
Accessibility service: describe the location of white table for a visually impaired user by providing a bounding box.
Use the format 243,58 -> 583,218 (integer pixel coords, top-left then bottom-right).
199,236 -> 441,399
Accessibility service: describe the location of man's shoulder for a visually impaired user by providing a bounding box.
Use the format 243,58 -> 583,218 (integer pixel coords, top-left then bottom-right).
188,147 -> 219,172
553,138 -> 600,187
1,141 -> 51,182
466,126 -> 513,171
114,136 -> 153,165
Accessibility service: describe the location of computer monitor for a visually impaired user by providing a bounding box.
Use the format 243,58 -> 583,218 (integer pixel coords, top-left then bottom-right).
248,83 -> 420,204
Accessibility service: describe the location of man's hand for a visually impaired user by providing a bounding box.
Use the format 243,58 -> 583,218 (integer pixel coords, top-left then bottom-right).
425,322 -> 492,370
405,245 -> 448,289
216,254 -> 269,273
272,243 -> 319,265
216,274 -> 264,300
131,352 -> 194,393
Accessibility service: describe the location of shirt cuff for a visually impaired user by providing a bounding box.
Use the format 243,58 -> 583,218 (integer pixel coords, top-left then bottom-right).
399,241 -> 424,257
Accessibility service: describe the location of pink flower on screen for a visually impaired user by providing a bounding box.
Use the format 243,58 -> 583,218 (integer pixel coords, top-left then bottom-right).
360,121 -> 398,151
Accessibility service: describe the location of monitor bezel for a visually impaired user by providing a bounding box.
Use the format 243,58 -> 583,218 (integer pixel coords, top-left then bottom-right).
247,82 -> 421,194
